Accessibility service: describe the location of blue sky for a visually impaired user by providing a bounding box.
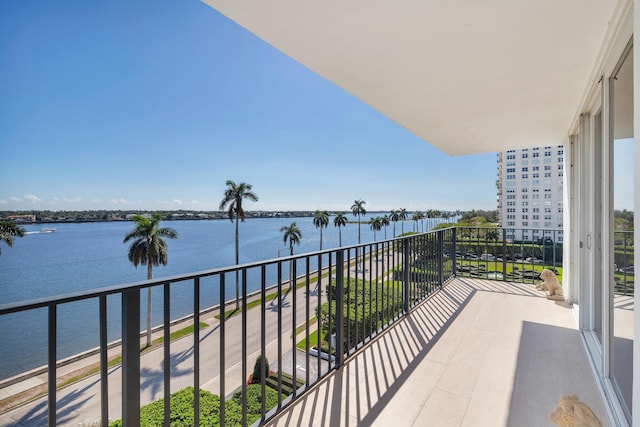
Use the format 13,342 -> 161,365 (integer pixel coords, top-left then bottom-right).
1,1 -> 520,212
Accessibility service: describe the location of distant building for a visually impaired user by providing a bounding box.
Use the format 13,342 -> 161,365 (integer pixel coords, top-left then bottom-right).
7,214 -> 36,223
496,145 -> 564,242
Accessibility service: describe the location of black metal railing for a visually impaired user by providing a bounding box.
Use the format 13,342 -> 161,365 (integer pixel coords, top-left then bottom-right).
0,228 -> 455,427
614,230 -> 635,296
454,227 -> 564,284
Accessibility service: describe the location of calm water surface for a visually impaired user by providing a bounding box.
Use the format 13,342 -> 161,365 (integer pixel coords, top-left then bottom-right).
0,215 -> 452,379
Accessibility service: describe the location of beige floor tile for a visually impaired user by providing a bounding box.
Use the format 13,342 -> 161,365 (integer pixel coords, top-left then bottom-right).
435,329 -> 493,398
413,388 -> 469,427
462,344 -> 517,426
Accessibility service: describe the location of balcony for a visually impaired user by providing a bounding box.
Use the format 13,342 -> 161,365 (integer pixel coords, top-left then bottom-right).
0,227 -> 631,426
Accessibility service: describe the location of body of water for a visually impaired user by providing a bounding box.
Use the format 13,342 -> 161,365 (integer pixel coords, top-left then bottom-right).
0,214 -> 454,379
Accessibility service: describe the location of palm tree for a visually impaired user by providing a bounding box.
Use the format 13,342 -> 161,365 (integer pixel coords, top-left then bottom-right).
219,180 -> 259,309
123,214 -> 178,347
369,216 -> 382,241
389,210 -> 399,237
281,222 -> 303,255
333,212 -> 347,247
312,210 -> 329,250
351,199 -> 367,244
414,210 -> 424,232
280,222 -> 302,289
381,215 -> 390,240
398,208 -> 408,234
412,212 -> 420,232
0,221 -> 26,256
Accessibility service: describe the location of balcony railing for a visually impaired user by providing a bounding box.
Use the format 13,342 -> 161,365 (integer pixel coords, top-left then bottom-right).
1,229 -> 457,426
0,226 -> 633,426
454,227 -> 564,284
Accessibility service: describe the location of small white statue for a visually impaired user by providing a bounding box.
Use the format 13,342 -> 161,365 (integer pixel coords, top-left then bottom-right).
537,268 -> 564,301
550,395 -> 602,427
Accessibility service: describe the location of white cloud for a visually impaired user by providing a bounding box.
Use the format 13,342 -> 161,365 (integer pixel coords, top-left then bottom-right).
0,199 -> 6,205
191,200 -> 199,204
63,197 -> 82,203
24,194 -> 42,203
110,198 -> 129,205
10,196 -> 22,202
173,199 -> 183,206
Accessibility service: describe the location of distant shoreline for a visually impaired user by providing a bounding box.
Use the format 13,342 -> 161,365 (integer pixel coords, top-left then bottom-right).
0,210 -> 405,225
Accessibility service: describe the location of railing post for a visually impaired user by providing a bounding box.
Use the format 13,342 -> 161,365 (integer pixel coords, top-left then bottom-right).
437,231 -> 444,286
122,288 -> 141,427
452,227 -> 457,276
335,250 -> 345,368
502,229 -> 508,277
402,237 -> 410,313
48,304 -> 57,427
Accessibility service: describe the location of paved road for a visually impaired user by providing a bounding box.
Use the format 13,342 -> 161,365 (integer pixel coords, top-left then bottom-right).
0,251 -> 399,426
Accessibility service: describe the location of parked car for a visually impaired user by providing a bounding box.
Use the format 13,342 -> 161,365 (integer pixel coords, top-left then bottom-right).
480,253 -> 496,261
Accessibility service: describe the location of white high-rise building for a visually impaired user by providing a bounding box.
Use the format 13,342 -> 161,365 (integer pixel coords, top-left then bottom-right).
496,145 -> 564,242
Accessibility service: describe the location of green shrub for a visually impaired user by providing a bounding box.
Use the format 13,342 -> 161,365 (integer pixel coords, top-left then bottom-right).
108,385 -> 278,427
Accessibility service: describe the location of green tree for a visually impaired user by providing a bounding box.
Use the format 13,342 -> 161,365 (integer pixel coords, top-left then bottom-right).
398,208 -> 408,234
369,216 -> 382,241
281,222 -> 302,289
381,215 -> 390,240
351,199 -> 367,244
333,212 -> 348,247
0,221 -> 26,256
219,180 -> 259,309
281,222 -> 302,256
389,210 -> 399,237
412,212 -> 420,232
313,210 -> 330,250
123,214 -> 178,347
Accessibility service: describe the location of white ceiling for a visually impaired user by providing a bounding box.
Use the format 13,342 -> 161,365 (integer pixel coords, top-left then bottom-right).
202,0 -> 621,156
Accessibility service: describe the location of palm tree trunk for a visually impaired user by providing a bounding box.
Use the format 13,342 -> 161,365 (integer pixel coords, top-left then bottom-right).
146,263 -> 153,347
320,228 -> 323,251
357,214 -> 361,244
235,214 -> 240,309
339,228 -> 342,247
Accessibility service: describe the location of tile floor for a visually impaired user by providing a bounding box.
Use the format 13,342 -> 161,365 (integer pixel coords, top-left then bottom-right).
264,278 -> 610,427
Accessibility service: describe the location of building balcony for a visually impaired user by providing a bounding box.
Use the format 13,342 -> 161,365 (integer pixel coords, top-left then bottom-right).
0,227 -> 631,426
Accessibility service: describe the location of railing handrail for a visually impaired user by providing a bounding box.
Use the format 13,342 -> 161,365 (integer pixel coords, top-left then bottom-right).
0,232 -> 423,315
